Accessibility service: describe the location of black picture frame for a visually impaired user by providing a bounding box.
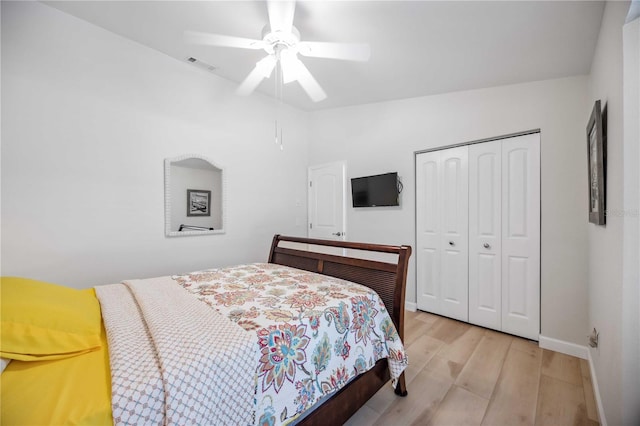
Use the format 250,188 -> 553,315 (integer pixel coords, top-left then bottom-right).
187,189 -> 211,217
587,100 -> 606,225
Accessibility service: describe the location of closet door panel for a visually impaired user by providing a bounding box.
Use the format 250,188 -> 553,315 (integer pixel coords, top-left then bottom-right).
505,256 -> 528,316
439,147 -> 469,321
468,141 -> 502,329
501,134 -> 540,340
416,152 -> 442,314
418,248 -> 439,305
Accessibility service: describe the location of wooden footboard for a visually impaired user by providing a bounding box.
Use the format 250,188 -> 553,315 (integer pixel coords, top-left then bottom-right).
268,235 -> 412,424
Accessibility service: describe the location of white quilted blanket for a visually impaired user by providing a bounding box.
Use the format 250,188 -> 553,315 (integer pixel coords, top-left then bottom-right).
95,276 -> 256,426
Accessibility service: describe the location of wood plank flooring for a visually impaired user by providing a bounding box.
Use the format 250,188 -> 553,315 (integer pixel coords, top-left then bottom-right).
345,310 -> 599,426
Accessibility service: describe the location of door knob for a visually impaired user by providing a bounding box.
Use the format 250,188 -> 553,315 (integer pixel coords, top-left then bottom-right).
332,232 -> 343,237
449,241 -> 455,246
483,243 -> 491,249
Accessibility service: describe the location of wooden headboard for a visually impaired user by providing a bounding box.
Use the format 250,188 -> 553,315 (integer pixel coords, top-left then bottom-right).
268,234 -> 412,340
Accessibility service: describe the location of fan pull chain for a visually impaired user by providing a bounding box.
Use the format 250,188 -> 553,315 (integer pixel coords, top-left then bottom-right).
274,47 -> 285,150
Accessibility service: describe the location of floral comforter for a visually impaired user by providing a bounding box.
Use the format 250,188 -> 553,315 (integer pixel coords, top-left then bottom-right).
172,263 -> 408,425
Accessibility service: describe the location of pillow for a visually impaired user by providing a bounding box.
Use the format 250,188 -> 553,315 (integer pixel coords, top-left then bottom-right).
0,277 -> 102,361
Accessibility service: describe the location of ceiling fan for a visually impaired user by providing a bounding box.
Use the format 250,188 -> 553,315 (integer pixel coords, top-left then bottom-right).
184,1 -> 370,102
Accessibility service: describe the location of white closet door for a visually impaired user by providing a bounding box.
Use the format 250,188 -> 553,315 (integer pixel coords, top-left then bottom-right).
416,151 -> 442,314
416,147 -> 468,320
468,141 -> 502,329
439,147 -> 469,321
501,133 -> 540,340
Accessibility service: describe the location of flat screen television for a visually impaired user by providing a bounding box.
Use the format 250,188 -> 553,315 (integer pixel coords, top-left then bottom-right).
351,172 -> 400,207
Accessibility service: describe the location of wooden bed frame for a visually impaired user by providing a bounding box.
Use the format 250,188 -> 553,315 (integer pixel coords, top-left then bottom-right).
268,234 -> 413,425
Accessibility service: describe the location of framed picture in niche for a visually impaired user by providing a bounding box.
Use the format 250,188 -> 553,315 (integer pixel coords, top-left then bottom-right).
187,189 -> 211,217
586,100 -> 606,225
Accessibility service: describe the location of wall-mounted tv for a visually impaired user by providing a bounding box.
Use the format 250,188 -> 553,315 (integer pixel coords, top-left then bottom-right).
351,172 -> 400,207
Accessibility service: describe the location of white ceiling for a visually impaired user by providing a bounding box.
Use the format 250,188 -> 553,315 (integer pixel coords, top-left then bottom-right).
44,1 -> 605,111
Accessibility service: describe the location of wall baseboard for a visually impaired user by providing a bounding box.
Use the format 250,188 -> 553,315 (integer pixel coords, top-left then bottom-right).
539,337 -> 606,425
587,349 -> 607,426
538,335 -> 589,359
538,336 -> 607,423
405,302 -> 417,312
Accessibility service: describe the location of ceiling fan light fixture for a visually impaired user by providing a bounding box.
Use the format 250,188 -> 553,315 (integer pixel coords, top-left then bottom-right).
261,25 -> 300,55
280,49 -> 300,84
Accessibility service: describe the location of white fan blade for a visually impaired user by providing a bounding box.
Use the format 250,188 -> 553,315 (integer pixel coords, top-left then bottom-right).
293,60 -> 327,102
255,55 -> 277,78
184,30 -> 264,50
236,68 -> 264,96
267,0 -> 296,34
236,55 -> 276,96
298,41 -> 371,62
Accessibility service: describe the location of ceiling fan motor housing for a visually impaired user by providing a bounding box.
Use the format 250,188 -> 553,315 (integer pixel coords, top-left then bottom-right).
261,25 -> 301,55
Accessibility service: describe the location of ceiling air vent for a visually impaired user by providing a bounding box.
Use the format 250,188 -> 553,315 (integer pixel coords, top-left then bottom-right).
185,57 -> 217,73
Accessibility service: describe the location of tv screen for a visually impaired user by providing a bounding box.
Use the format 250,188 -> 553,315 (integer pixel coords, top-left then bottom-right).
351,172 -> 399,207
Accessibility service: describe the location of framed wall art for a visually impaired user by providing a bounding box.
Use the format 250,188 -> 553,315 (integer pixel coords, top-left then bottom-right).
187,189 -> 211,217
586,100 -> 606,225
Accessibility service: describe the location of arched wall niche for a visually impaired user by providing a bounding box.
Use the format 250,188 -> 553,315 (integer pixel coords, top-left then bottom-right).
164,154 -> 226,237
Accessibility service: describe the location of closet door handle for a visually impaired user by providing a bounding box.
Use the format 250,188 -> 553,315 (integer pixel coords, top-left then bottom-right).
449,241 -> 455,246
483,243 -> 491,249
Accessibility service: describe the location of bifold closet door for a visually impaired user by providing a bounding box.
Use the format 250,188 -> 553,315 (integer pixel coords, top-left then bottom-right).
501,133 -> 540,340
469,134 -> 540,339
418,133 -> 539,339
416,147 -> 469,322
468,140 -> 502,330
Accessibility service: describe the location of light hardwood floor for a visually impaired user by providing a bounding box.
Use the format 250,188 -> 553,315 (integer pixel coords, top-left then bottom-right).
345,310 -> 599,426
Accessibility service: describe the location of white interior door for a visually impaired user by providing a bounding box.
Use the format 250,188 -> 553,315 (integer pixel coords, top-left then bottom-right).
501,133 -> 540,340
469,140 -> 502,329
308,161 -> 346,241
416,151 -> 442,314
416,148 -> 469,321
439,147 -> 469,321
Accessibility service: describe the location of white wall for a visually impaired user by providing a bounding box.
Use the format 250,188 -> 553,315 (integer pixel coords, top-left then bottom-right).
622,15 -> 640,426
309,76 -> 589,346
586,2 -> 631,425
0,1 -> 309,287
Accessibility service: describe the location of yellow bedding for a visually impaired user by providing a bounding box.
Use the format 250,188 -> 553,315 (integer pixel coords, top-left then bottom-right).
1,277 -> 103,361
0,324 -> 113,425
